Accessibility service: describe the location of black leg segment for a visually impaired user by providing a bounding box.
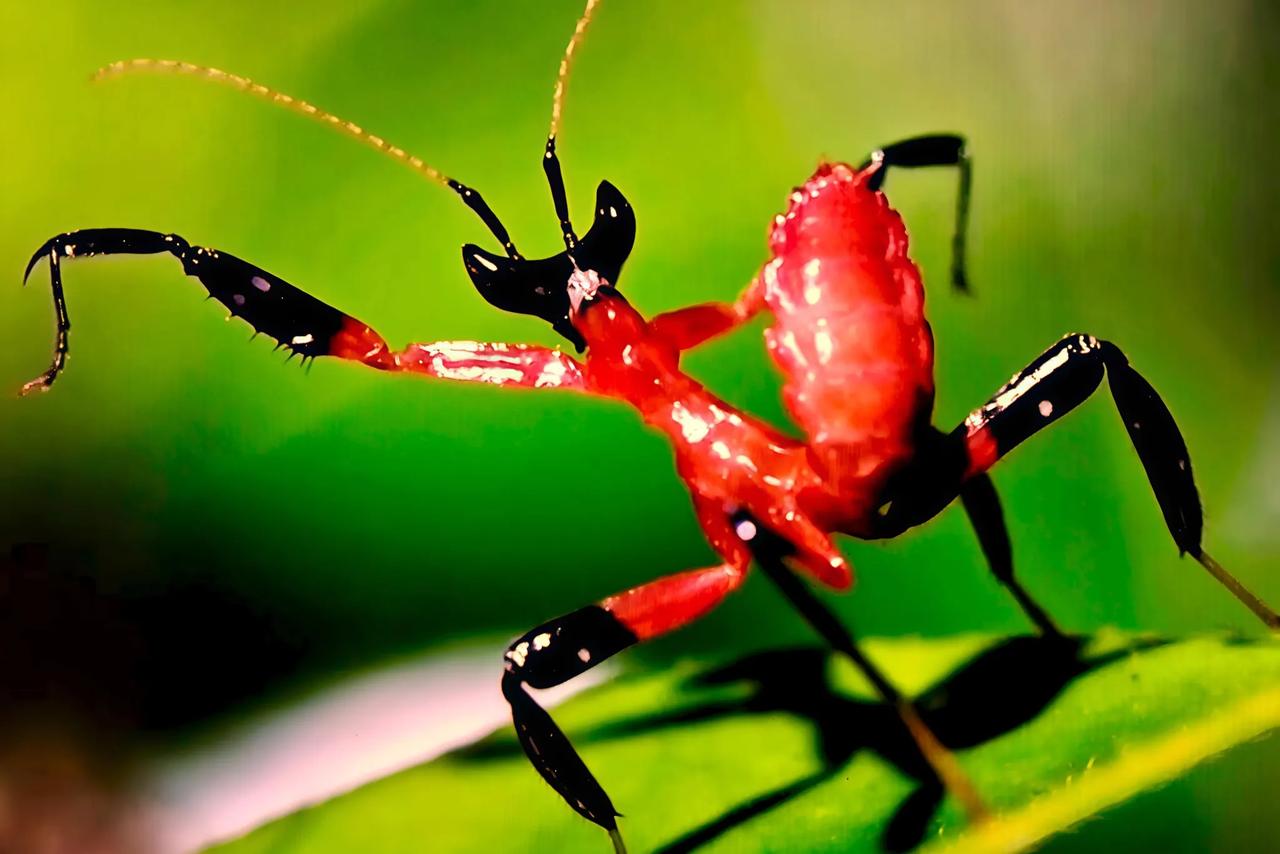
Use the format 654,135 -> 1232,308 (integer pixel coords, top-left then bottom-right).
20,228 -> 360,393
730,510 -> 990,823
875,333 -> 1278,629
959,472 -> 1062,637
502,606 -> 637,850
861,133 -> 972,292
965,335 -> 1202,554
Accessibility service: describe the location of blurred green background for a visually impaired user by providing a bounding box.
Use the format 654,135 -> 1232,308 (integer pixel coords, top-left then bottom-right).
1,0 -> 1277,849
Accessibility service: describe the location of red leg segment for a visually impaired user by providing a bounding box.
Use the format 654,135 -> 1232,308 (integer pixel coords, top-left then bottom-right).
647,275 -> 766,352
602,562 -> 747,641
317,317 -> 589,390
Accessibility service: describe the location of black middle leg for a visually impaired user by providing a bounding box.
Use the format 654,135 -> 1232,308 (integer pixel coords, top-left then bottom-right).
860,133 -> 972,292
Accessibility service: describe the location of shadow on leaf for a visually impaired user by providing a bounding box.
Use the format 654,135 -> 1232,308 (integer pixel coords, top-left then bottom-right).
457,634 -> 1171,852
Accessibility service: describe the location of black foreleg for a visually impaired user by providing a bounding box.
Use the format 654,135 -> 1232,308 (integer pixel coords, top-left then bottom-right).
20,228 -> 376,393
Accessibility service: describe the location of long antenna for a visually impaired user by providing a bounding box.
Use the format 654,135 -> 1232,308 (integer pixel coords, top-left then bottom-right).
549,0 -> 602,139
95,59 -> 452,188
94,59 -> 523,258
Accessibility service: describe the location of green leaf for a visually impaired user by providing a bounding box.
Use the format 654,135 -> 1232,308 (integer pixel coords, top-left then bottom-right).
209,632 -> 1280,853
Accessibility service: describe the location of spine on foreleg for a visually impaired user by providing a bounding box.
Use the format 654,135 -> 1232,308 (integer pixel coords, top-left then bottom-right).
762,163 -> 936,493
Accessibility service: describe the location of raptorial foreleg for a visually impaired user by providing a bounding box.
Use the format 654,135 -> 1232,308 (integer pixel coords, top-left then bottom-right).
20,229 -> 586,394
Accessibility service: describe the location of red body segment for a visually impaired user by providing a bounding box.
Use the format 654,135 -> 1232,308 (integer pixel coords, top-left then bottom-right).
573,161 -> 936,594
321,162 -> 934,599
762,163 -> 935,512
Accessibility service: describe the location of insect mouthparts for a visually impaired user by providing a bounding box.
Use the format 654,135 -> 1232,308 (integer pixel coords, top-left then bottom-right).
567,265 -> 606,312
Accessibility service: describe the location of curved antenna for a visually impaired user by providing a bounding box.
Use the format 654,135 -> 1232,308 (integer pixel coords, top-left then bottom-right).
548,0 -> 602,139
93,59 -> 524,258
96,59 -> 452,187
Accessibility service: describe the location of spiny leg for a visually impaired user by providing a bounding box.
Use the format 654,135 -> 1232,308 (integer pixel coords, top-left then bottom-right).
877,333 -> 1278,630
503,559 -> 749,853
730,511 -> 990,824
860,133 -> 972,292
960,472 -> 1063,637
19,229 -> 588,393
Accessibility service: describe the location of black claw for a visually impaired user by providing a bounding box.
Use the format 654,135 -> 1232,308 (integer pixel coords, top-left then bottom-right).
23,237 -> 58,285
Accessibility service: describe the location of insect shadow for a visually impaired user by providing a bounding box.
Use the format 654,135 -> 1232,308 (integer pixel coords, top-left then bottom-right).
458,632 -> 1169,852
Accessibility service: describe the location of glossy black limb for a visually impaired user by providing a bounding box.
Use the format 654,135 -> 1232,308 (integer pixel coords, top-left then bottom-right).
462,180 -> 636,350
960,473 -> 1063,637
730,510 -> 990,823
543,135 -> 578,252
446,179 -> 522,260
861,133 -> 972,292
875,334 -> 1280,629
502,606 -> 637,852
20,228 -> 356,393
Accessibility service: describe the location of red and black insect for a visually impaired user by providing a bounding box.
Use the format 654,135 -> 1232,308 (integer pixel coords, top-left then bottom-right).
20,2 -> 1278,850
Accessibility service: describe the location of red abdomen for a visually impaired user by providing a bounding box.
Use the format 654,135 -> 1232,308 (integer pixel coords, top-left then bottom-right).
763,162 -> 934,502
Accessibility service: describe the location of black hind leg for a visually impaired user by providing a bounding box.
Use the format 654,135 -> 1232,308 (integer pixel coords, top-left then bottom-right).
876,333 -> 1278,630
